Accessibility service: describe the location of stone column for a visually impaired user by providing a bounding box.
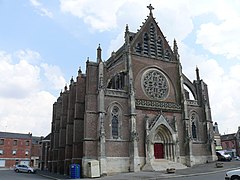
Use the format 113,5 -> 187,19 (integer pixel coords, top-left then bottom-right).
97,60 -> 107,175
125,25 -> 140,172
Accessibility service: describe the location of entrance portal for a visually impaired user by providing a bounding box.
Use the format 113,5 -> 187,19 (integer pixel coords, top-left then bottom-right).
154,143 -> 164,159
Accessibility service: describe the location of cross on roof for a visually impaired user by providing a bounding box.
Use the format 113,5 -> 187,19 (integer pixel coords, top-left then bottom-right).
147,4 -> 154,16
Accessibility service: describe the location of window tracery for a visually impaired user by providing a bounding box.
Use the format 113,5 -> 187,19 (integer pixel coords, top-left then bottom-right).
142,69 -> 169,100
111,106 -> 120,139
107,72 -> 126,90
190,112 -> 198,140
134,23 -> 172,61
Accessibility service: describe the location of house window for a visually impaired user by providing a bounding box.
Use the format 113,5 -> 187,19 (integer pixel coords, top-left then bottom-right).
13,140 -> 17,146
12,150 -> 17,155
0,149 -> 3,155
226,142 -> 229,149
111,106 -> 121,139
25,141 -> 29,146
0,139 -> 4,145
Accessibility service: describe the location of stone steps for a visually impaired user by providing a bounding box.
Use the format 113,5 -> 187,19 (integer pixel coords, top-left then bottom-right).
142,159 -> 187,171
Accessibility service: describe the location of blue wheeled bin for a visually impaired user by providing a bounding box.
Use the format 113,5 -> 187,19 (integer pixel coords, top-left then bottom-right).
70,164 -> 80,179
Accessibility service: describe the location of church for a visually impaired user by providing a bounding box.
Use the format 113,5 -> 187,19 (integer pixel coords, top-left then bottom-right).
49,4 -> 217,177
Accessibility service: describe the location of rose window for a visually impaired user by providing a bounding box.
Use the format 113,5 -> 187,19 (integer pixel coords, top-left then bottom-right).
142,69 -> 169,100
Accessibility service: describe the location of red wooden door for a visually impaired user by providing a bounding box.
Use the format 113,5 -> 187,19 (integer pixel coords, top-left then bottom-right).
154,143 -> 164,159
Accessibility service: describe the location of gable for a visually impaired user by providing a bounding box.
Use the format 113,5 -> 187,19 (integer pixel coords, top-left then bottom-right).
129,12 -> 175,62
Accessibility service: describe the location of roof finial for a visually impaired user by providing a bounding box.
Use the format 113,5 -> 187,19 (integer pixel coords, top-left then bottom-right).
147,4 -> 154,16
78,66 -> 82,75
125,24 -> 129,32
196,66 -> 200,81
70,76 -> 74,84
97,44 -> 102,63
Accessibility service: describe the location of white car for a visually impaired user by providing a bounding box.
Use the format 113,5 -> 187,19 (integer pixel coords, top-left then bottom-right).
225,169 -> 240,180
14,164 -> 36,173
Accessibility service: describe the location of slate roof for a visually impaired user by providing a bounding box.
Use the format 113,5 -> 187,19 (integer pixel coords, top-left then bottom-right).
0,131 -> 32,139
32,136 -> 43,144
220,133 -> 236,141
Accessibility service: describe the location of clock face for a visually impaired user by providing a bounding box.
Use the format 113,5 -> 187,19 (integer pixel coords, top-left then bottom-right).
142,69 -> 169,100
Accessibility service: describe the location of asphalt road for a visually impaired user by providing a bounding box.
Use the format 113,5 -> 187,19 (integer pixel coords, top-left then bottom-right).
161,170 -> 226,180
0,170 -> 49,180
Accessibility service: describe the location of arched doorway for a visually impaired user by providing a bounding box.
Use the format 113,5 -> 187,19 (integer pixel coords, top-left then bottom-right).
153,124 -> 174,160
143,114 -> 181,171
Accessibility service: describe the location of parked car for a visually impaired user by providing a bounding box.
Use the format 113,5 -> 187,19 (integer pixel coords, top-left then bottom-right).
235,156 -> 240,161
225,169 -> 240,180
216,151 -> 232,161
14,164 -> 36,173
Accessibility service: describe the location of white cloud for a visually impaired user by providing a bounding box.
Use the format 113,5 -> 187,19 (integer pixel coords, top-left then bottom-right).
30,0 -> 54,18
15,49 -> 41,64
229,64 -> 240,80
59,0 -> 127,31
0,91 -> 55,136
0,50 -> 66,136
0,52 -> 41,99
196,17 -> 240,59
41,63 -> 66,90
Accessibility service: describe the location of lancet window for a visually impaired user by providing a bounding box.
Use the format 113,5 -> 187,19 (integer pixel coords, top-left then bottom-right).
164,49 -> 171,60
157,37 -> 163,58
149,24 -> 156,57
107,72 -> 126,90
190,112 -> 198,140
111,106 -> 120,139
134,23 -> 172,61
143,33 -> 149,55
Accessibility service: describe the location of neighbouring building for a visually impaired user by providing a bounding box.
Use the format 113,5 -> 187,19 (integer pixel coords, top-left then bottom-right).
236,127 -> 240,157
220,126 -> 240,158
0,132 -> 32,168
221,133 -> 236,157
39,133 -> 51,170
31,136 -> 43,168
213,122 -> 222,151
49,4 -> 217,177
0,131 -> 43,168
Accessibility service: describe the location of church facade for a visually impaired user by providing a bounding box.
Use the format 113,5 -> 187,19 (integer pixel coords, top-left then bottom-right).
49,5 -> 217,177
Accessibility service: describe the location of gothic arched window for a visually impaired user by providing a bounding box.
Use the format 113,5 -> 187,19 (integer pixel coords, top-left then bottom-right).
107,72 -> 126,90
111,106 -> 120,139
143,32 -> 149,55
190,112 -> 198,141
157,37 -> 163,58
149,23 -> 156,57
192,122 -> 197,139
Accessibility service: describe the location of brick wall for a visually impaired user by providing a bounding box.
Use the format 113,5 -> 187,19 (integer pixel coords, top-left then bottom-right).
0,136 -> 32,167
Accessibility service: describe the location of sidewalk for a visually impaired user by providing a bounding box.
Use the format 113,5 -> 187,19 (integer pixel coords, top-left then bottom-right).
37,160 -> 240,180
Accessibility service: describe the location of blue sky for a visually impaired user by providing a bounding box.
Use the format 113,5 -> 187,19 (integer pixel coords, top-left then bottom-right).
0,0 -> 240,136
